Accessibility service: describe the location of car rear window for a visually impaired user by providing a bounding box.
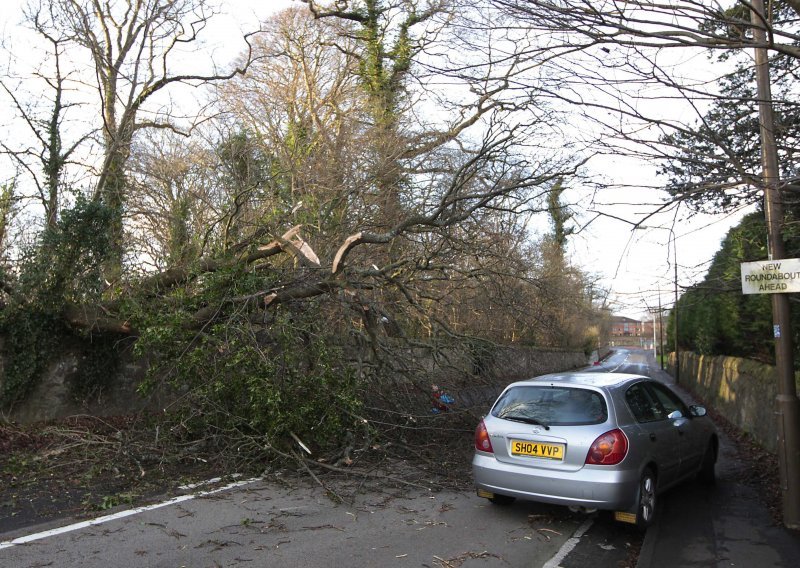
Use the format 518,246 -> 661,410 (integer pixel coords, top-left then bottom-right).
491,386 -> 607,426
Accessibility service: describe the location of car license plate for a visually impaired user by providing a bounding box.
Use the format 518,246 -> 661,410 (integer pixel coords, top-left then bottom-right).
510,440 -> 564,460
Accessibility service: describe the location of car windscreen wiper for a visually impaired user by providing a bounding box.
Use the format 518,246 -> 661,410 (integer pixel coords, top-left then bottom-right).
500,415 -> 550,430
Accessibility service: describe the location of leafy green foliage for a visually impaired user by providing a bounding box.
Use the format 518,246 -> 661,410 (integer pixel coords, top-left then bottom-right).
546,178 -> 575,255
659,0 -> 800,363
70,335 -> 122,400
130,265 -> 364,457
345,0 -> 433,125
18,197 -> 114,307
668,210 -> 800,366
0,3 -> 605,468
0,198 -> 118,405
84,492 -> 136,512
659,19 -> 800,213
0,182 -> 14,249
0,309 -> 63,405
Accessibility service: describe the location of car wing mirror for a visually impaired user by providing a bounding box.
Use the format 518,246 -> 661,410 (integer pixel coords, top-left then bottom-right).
667,410 -> 684,420
689,405 -> 707,417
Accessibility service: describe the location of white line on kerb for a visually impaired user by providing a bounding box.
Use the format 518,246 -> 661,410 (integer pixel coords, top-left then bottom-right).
0,477 -> 261,551
542,518 -> 594,568
177,472 -> 242,491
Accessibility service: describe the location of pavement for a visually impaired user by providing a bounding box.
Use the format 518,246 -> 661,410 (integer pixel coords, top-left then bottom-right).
637,364 -> 800,568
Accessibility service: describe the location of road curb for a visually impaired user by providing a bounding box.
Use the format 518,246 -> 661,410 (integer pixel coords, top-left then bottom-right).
635,512 -> 659,568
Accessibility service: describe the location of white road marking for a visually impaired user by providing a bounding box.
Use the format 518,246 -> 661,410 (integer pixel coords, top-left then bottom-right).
177,473 -> 242,491
0,477 -> 261,550
608,353 -> 630,373
542,518 -> 594,568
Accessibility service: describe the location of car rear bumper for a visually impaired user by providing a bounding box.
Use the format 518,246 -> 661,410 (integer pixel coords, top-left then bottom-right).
472,452 -> 640,511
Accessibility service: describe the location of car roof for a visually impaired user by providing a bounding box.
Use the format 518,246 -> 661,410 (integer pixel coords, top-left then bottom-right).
506,372 -> 647,390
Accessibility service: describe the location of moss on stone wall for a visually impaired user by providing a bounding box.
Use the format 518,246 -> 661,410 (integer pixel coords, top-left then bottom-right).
670,351 -> 800,454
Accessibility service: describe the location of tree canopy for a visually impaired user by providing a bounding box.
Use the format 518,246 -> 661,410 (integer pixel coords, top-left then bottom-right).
668,206 -> 800,366
658,1 -> 800,213
2,0 -> 797,467
0,1 -> 606,464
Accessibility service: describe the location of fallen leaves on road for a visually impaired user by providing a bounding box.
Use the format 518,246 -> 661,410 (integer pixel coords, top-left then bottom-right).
432,550 -> 500,567
536,527 -> 562,542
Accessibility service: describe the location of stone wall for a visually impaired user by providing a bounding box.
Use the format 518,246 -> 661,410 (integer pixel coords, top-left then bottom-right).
2,341 -> 588,425
669,351 -> 800,454
486,346 -> 588,383
1,347 -> 154,425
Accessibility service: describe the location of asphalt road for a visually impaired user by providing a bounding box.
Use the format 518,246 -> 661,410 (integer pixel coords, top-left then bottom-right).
586,348 -> 655,378
605,347 -> 800,567
1,472 -> 634,568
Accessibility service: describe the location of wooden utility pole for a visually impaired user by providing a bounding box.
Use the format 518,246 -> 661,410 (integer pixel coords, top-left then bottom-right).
672,231 -> 680,384
751,0 -> 800,529
659,290 -> 665,371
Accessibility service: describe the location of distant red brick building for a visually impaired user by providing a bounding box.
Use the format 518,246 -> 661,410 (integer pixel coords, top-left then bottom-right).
610,316 -> 641,338
610,316 -> 657,349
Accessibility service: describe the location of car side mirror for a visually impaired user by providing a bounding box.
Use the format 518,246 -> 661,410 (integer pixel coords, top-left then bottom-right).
689,405 -> 707,417
667,410 -> 684,420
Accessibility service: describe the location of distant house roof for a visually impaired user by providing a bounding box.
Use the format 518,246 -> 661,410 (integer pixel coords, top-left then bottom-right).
611,316 -> 641,324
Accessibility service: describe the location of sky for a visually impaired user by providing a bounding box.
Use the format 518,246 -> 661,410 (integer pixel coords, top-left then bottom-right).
567,155 -> 752,321
549,43 -> 752,321
0,0 -> 753,321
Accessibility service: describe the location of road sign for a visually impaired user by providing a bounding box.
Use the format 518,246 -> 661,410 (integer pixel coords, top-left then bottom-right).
740,258 -> 800,294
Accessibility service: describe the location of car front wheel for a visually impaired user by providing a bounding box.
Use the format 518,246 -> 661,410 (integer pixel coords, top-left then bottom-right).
636,468 -> 657,530
698,440 -> 717,484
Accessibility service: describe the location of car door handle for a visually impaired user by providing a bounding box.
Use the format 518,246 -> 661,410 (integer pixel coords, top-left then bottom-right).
649,433 -> 656,441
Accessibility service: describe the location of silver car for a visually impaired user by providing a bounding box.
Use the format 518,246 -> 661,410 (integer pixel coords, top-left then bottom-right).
472,372 -> 718,529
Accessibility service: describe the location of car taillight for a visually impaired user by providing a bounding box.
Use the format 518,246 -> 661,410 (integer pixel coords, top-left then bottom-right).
585,429 -> 628,465
474,420 -> 494,453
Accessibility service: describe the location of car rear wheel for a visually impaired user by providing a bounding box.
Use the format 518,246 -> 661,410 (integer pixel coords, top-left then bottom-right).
698,440 -> 717,484
635,468 -> 657,530
489,494 -> 516,506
